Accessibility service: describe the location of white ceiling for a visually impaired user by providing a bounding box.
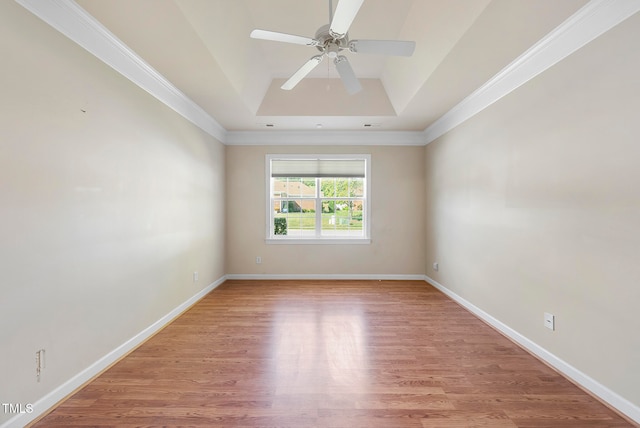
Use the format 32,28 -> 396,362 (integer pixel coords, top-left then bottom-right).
19,0 -> 640,142
71,0 -> 589,133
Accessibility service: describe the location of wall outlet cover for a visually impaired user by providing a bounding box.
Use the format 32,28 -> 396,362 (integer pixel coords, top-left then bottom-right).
544,312 -> 555,330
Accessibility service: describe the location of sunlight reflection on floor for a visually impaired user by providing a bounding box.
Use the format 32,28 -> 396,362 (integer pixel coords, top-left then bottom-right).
271,302 -> 369,396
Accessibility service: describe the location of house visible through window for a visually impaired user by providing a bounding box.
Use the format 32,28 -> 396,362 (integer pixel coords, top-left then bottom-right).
266,154 -> 371,243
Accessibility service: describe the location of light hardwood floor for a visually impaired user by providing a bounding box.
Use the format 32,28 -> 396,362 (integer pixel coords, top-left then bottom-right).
32,280 -> 634,427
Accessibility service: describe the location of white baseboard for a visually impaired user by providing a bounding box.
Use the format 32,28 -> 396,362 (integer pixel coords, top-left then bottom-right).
423,275 -> 640,425
1,276 -> 227,428
225,273 -> 426,281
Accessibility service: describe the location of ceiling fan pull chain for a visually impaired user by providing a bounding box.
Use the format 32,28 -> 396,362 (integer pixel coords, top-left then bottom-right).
327,58 -> 331,91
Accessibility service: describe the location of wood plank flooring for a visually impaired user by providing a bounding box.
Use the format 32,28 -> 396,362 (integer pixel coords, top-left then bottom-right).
32,280 -> 634,427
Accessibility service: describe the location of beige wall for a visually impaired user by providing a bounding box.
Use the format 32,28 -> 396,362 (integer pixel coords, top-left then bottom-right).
226,145 -> 425,276
0,3 -> 225,423
424,13 -> 640,407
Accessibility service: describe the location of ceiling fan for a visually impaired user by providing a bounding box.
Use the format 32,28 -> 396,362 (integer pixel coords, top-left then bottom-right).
250,0 -> 416,95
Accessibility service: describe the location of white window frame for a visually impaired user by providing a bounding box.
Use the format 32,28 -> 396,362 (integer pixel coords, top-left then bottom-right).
265,154 -> 371,244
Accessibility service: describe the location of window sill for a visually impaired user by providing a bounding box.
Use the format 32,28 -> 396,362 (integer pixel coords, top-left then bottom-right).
266,238 -> 371,245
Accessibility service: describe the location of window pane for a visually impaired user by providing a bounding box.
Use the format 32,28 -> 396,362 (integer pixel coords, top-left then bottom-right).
272,177 -> 288,198
349,178 -> 364,197
290,178 -> 315,198
350,200 -> 364,231
301,179 -> 316,197
273,177 -> 316,198
320,178 -> 335,197
321,199 -> 364,237
274,200 -> 316,237
286,178 -> 301,197
320,177 -> 351,197
335,178 -> 349,197
274,215 -> 287,235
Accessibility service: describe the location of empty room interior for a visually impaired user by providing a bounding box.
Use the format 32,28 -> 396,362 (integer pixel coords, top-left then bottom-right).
1,0 -> 639,426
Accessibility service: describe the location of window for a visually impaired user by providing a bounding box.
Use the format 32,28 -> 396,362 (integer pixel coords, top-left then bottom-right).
266,154 -> 370,244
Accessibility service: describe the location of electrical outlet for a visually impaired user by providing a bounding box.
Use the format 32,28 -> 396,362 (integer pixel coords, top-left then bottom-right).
256,256 -> 262,264
432,262 -> 439,271
193,271 -> 199,282
544,313 -> 555,330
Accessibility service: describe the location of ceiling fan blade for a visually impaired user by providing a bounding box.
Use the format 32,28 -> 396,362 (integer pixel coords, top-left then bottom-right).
334,55 -> 362,95
349,39 -> 416,57
250,29 -> 317,46
281,55 -> 324,90
330,0 -> 364,38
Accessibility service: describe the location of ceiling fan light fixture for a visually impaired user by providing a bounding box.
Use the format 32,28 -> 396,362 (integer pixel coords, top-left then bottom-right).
326,43 -> 340,59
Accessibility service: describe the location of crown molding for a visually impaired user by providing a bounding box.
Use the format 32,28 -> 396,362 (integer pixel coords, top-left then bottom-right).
423,0 -> 640,145
15,0 -> 639,148
15,0 -> 228,143
225,130 -> 426,146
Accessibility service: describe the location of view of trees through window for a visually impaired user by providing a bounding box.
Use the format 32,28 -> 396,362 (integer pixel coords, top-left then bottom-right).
272,177 -> 364,237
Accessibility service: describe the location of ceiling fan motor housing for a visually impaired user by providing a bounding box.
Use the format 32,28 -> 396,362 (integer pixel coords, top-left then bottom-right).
315,24 -> 348,57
